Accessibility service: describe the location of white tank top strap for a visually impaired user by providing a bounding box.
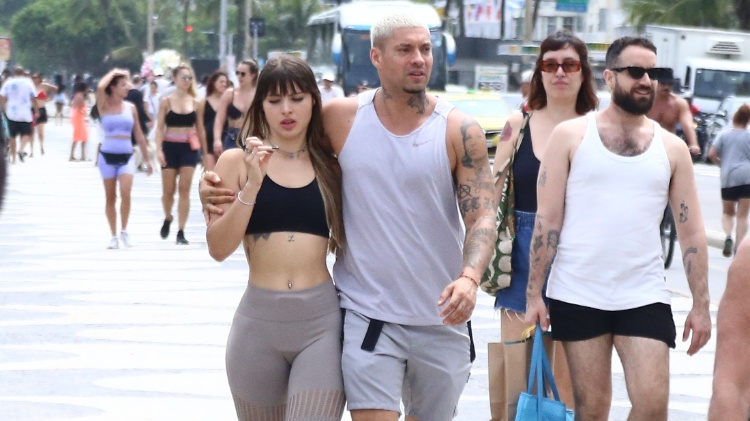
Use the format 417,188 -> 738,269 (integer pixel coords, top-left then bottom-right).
357,88 -> 377,109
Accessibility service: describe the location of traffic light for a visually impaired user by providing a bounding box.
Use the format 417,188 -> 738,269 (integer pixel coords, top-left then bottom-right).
185,25 -> 193,33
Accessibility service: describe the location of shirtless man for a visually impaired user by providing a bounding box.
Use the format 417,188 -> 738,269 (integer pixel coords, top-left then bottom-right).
646,67 -> 701,156
708,237 -> 750,420
525,36 -> 711,420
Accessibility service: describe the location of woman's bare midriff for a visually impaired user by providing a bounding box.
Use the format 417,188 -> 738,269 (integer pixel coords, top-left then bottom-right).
243,232 -> 331,290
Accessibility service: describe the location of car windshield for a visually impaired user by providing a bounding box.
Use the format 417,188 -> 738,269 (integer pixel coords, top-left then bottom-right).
452,98 -> 511,117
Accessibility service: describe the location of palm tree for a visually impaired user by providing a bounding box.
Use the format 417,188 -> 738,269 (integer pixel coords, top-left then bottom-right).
622,0 -> 732,30
67,0 -> 138,57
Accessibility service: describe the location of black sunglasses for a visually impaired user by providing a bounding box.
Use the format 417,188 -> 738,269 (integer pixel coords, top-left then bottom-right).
611,66 -> 667,80
236,71 -> 247,77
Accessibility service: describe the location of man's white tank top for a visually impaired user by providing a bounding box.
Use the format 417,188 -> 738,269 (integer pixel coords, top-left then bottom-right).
547,112 -> 672,311
332,89 -> 464,325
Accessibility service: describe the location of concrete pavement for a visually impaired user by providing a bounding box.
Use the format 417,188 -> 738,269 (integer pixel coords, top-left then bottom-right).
0,120 -> 725,420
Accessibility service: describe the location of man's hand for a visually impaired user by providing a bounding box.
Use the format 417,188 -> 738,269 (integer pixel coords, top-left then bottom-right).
524,295 -> 550,331
199,171 -> 235,224
438,276 -> 477,325
683,304 -> 712,355
688,145 -> 701,156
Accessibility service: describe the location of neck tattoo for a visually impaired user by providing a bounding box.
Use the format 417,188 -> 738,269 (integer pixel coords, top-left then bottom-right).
272,144 -> 307,159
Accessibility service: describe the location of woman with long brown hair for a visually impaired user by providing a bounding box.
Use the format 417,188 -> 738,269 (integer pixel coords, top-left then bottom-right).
206,55 -> 345,421
196,70 -> 229,171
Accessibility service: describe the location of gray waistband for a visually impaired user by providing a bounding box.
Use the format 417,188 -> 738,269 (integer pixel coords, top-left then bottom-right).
236,281 -> 340,322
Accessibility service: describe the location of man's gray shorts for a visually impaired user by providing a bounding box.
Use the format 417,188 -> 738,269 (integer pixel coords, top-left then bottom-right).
341,309 -> 472,420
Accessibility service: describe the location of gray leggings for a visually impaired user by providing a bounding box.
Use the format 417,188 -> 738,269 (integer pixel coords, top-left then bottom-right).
226,281 -> 345,421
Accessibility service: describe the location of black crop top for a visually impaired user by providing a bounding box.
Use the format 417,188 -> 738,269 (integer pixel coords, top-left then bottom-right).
227,91 -> 244,120
165,110 -> 197,127
245,176 -> 329,238
512,119 -> 541,212
227,102 -> 243,120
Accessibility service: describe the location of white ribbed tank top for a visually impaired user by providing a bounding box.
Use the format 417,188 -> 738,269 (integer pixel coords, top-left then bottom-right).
332,89 -> 464,325
547,112 -> 672,310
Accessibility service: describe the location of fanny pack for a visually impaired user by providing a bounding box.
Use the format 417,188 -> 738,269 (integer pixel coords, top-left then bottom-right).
100,151 -> 132,166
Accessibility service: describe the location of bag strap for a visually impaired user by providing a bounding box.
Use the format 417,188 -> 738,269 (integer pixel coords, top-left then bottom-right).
494,111 -> 532,180
526,323 -> 562,402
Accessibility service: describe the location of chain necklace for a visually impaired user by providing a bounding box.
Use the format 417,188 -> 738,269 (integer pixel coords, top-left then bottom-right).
272,144 -> 308,159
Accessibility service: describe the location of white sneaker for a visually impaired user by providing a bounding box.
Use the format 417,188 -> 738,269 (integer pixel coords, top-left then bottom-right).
120,231 -> 132,248
107,237 -> 119,249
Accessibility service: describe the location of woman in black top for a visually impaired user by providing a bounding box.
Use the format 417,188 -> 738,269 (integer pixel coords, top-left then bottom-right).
213,59 -> 258,155
197,71 -> 229,171
154,64 -> 207,245
206,55 -> 345,421
491,31 -> 599,410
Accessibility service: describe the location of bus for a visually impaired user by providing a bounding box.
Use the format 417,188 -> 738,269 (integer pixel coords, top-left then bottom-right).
306,1 -> 456,96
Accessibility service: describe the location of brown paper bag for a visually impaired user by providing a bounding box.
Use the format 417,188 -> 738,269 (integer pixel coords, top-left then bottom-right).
488,336 -> 554,421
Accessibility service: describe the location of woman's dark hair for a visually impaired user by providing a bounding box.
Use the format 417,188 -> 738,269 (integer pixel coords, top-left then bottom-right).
206,71 -> 228,97
105,75 -> 126,96
239,55 -> 345,252
733,104 -> 750,126
527,31 -> 598,115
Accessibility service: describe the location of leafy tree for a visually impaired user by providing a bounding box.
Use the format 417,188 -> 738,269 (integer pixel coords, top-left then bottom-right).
11,0 -> 145,74
622,0 -> 733,30
0,0 -> 31,29
11,0 -> 105,73
255,0 -> 321,57
66,0 -> 146,61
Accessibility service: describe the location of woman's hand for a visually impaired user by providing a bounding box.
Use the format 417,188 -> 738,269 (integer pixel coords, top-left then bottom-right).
213,140 -> 223,157
243,137 -> 273,188
157,150 -> 166,168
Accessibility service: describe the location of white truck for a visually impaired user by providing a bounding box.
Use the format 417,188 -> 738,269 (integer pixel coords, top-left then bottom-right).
624,25 -> 750,113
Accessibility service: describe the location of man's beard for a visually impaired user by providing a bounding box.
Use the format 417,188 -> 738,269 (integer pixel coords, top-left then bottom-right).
612,79 -> 655,116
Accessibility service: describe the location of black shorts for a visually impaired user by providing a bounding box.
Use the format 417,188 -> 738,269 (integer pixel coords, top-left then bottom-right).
549,299 -> 676,348
721,184 -> 750,201
7,120 -> 32,137
36,108 -> 48,124
161,141 -> 200,169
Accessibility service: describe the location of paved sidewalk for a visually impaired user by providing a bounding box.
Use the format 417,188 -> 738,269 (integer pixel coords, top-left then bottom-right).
0,122 -> 720,420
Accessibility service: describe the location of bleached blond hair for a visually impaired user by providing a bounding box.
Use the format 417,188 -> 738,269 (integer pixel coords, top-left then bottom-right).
370,13 -> 429,49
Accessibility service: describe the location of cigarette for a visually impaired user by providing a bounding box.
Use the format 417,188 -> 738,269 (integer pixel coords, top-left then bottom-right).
271,146 -> 279,150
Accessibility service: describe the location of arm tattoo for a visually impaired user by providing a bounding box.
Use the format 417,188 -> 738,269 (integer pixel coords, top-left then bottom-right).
457,184 -> 471,200
407,92 -> 428,114
538,169 -> 547,187
532,234 -> 543,255
682,246 -> 698,276
547,230 -> 560,250
464,227 -> 495,269
459,118 -> 482,169
679,201 -> 689,223
500,121 -> 513,142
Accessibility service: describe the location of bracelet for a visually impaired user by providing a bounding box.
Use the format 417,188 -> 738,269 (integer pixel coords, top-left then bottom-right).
236,191 -> 255,206
460,272 -> 480,288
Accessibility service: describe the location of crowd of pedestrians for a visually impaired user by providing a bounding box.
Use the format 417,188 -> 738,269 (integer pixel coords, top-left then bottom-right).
2,10 -> 750,421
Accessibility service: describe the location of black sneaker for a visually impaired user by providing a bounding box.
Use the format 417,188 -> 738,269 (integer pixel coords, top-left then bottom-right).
160,217 -> 172,239
18,152 -> 26,163
176,230 -> 189,245
723,237 -> 734,257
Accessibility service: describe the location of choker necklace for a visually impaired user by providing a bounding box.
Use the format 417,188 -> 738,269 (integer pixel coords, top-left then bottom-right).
272,144 -> 308,159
